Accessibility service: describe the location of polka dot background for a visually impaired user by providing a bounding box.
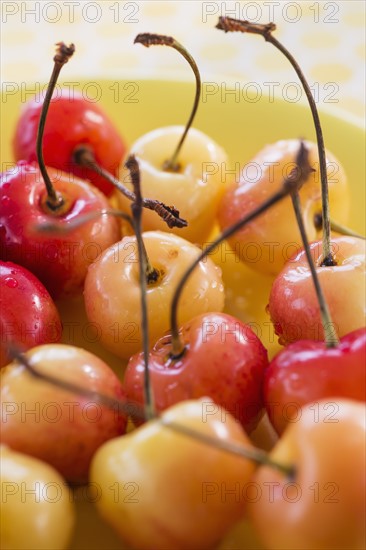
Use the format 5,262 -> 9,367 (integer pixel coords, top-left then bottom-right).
1,0 -> 365,122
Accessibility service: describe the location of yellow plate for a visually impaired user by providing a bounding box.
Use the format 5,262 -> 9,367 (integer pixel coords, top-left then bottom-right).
1,80 -> 365,550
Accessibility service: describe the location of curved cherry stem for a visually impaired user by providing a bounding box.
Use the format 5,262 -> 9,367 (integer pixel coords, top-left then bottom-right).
291,193 -> 339,347
134,33 -> 201,171
170,142 -> 313,358
73,146 -> 187,229
125,155 -> 156,419
216,17 -> 335,266
37,42 -> 75,211
8,344 -> 294,478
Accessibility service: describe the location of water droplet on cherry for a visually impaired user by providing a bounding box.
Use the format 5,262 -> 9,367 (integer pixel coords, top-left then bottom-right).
5,277 -> 18,288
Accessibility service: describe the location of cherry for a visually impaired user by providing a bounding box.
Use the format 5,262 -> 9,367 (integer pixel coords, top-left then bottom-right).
91,399 -> 257,550
118,125 -> 227,244
0,162 -> 120,298
217,139 -> 349,275
1,445 -> 75,550
0,260 -> 62,367
0,43 -> 120,298
1,344 -> 128,483
124,312 -> 269,433
13,89 -> 125,197
248,399 -> 366,550
264,327 -> 366,435
216,18 -> 354,275
268,236 -> 365,344
83,230 -> 224,361
84,151 -> 224,362
118,34 -> 228,244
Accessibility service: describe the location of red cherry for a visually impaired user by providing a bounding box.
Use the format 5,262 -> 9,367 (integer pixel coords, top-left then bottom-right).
124,312 -> 269,433
268,236 -> 365,345
264,327 -> 366,435
0,261 -> 62,367
0,161 -> 120,298
13,90 -> 126,196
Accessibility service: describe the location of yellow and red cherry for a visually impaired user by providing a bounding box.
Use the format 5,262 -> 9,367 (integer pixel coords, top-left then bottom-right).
90,399 -> 257,550
216,18 -> 354,274
268,236 -> 365,344
0,445 -> 75,550
264,327 -> 366,435
118,33 -> 228,244
218,139 -> 349,275
0,261 -> 62,367
248,399 -> 366,550
0,344 -> 127,483
83,230 -> 225,360
124,312 -> 268,433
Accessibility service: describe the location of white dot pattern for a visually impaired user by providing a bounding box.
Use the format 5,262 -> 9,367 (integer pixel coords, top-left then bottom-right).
1,1 -> 364,121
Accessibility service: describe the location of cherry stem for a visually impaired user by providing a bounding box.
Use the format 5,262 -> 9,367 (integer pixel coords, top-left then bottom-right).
8,343 -> 145,421
36,42 -> 75,211
314,213 -> 366,240
134,33 -> 201,171
216,17 -> 335,266
34,208 -> 133,234
170,141 -> 313,358
9,344 -> 294,479
73,146 -> 187,229
122,156 -> 160,285
125,155 -> 156,420
160,419 -> 295,478
37,169 -> 160,290
291,192 -> 339,348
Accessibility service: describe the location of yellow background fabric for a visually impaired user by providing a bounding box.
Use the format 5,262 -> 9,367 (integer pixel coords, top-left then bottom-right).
1,1 -> 364,122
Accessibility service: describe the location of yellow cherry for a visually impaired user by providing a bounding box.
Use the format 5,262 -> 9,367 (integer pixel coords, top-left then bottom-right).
90,399 -> 256,550
0,445 -> 75,550
248,399 -> 366,549
118,126 -> 228,244
84,231 -> 225,360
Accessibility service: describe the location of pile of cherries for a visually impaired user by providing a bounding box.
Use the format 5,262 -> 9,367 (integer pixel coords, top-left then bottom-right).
1,20 -> 365,550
